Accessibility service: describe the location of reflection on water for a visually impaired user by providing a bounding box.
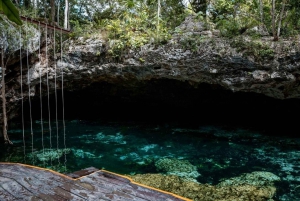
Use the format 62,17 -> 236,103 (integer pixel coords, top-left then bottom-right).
1,120 -> 300,200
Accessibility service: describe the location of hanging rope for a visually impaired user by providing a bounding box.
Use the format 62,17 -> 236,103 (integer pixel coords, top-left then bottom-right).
61,28 -> 67,171
38,21 -> 45,167
45,22 -> 53,167
26,18 -> 34,165
20,26 -> 26,163
54,26 -> 60,166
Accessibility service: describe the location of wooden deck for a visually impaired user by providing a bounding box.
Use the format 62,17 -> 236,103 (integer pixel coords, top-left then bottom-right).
0,163 -> 190,201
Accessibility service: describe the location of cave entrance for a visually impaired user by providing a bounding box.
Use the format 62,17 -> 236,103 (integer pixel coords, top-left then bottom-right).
19,79 -> 300,136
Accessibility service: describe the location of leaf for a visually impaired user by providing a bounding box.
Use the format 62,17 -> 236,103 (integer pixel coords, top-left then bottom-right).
0,0 -> 22,25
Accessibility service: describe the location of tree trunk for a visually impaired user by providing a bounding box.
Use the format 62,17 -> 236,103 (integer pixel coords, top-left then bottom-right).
57,0 -> 61,27
277,0 -> 287,38
259,0 -> 264,24
33,0 -> 37,17
271,0 -> 277,40
64,0 -> 69,30
157,0 -> 160,38
233,3 -> 240,19
1,47 -> 11,144
50,0 -> 56,24
67,2 -> 70,30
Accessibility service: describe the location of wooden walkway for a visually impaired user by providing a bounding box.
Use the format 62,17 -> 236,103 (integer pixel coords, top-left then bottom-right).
0,163 -> 190,201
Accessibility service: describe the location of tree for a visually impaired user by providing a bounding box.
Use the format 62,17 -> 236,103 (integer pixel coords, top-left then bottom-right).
271,0 -> 288,41
50,0 -> 55,24
272,0 -> 276,39
64,0 -> 69,29
57,0 -> 61,26
259,0 -> 264,24
0,0 -> 22,143
157,0 -> 160,38
188,0 -> 208,16
1,43 -> 11,144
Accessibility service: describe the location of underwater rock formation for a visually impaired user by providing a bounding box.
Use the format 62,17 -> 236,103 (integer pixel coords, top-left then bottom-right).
155,158 -> 200,182
71,148 -> 103,159
28,148 -> 71,162
217,171 -> 280,188
130,173 -> 277,201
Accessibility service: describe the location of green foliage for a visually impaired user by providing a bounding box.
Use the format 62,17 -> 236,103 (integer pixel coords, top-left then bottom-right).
231,37 -> 274,61
103,1 -> 174,59
105,17 -> 170,58
179,34 -> 209,52
68,19 -> 94,39
216,19 -> 240,38
0,0 -> 22,25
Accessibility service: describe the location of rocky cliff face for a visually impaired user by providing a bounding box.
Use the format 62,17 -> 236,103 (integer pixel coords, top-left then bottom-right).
59,15 -> 300,100
1,15 -> 300,138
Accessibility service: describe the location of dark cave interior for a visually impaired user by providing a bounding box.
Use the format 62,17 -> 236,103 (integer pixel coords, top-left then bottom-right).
20,79 -> 300,137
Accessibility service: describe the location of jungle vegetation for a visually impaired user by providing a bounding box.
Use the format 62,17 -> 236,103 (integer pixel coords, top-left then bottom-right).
1,0 -> 300,59
2,0 -> 300,41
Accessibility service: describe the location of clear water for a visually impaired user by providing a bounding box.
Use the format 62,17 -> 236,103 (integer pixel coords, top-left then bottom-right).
1,120 -> 300,200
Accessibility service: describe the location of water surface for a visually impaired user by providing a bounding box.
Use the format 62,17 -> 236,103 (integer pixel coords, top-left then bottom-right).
1,120 -> 299,200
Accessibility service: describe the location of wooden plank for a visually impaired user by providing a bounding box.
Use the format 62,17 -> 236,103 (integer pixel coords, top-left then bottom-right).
106,171 -> 185,201
23,168 -> 91,200
0,163 -> 190,201
0,168 -> 66,201
67,167 -> 99,179
79,172 -> 149,201
0,164 -> 108,200
78,173 -> 147,201
19,166 -> 134,201
90,171 -> 183,201
0,185 -> 18,201
20,16 -> 71,34
0,164 -> 86,200
0,176 -> 40,200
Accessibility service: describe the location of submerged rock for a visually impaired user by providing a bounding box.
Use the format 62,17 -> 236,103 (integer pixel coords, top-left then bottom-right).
217,171 -> 281,188
155,158 -> 200,182
71,148 -> 103,159
29,148 -> 71,162
130,173 -> 277,201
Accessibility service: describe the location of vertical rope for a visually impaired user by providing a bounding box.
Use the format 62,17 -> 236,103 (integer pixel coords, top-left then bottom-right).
46,22 -> 53,167
26,18 -> 34,165
54,25 -> 60,166
38,21 -> 45,167
20,26 -> 26,163
61,28 -> 67,172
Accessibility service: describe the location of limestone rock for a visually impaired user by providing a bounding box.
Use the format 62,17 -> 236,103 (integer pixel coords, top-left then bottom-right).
175,15 -> 206,32
155,158 -> 200,182
129,173 -> 277,201
28,148 -> 71,162
217,171 -> 280,187
2,14 -> 300,129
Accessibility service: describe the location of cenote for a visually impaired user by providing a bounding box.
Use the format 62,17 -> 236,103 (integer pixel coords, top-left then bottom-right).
1,80 -> 300,200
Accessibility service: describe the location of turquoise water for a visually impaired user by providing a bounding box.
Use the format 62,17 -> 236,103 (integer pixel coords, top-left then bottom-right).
1,120 -> 300,200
